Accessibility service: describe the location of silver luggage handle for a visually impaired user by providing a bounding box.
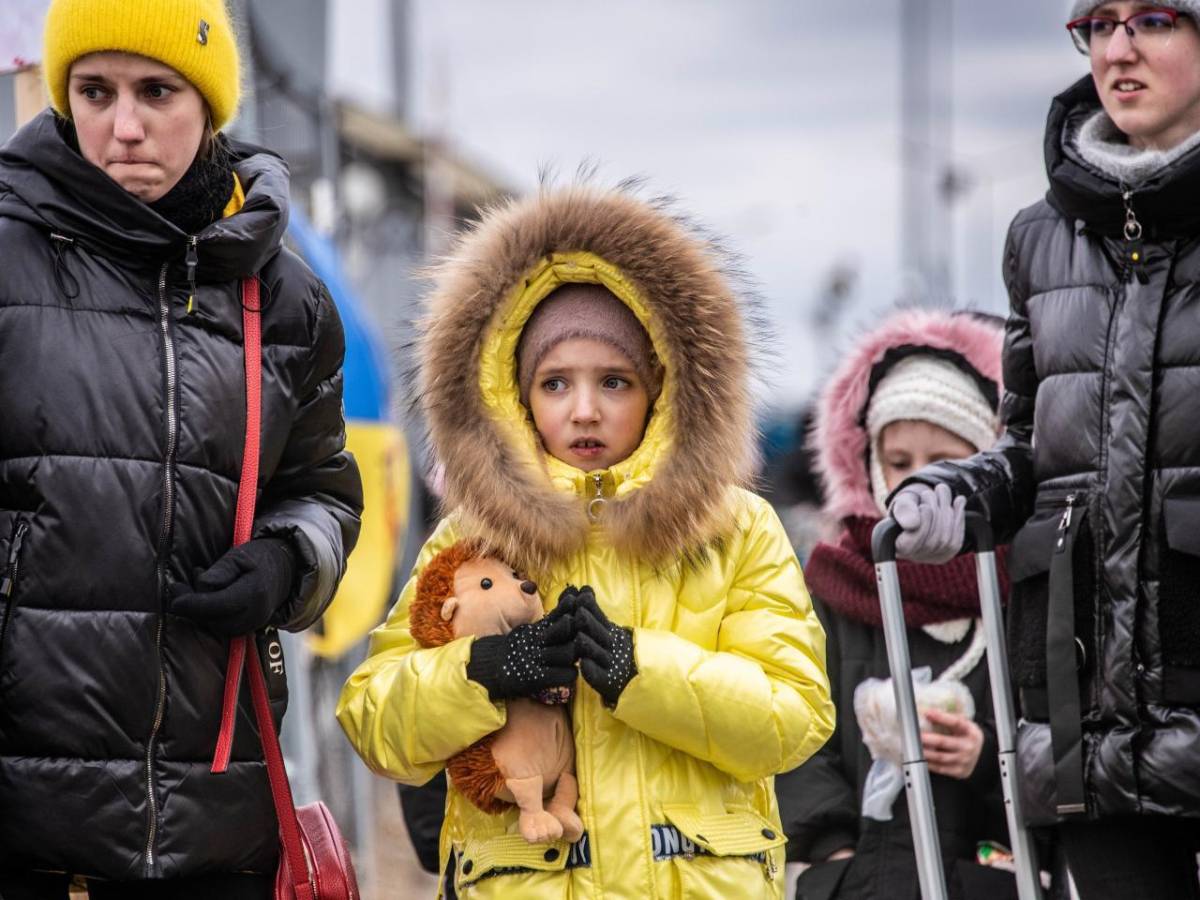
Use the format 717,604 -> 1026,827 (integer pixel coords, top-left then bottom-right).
872,517 -> 948,900
963,513 -> 1043,900
872,513 -> 1043,900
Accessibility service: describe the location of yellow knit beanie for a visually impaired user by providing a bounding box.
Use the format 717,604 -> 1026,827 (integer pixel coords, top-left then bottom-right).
43,0 -> 241,131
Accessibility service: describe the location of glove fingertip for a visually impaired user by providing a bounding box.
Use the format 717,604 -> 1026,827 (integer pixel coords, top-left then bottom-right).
580,658 -> 602,685
169,594 -> 197,616
543,615 -> 575,644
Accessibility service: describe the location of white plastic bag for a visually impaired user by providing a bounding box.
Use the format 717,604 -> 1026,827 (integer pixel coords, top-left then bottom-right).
854,667 -> 975,821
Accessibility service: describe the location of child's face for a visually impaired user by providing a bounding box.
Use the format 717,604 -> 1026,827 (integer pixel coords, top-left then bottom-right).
879,419 -> 977,492
528,337 -> 651,472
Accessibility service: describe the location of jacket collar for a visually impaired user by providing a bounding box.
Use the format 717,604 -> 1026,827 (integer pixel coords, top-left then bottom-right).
0,109 -> 289,280
1045,76 -> 1200,240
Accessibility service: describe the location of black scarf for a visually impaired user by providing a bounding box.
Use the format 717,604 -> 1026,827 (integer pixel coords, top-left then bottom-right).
148,148 -> 235,235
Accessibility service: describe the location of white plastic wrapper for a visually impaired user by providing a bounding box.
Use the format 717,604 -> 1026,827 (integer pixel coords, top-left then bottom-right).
854,667 -> 975,821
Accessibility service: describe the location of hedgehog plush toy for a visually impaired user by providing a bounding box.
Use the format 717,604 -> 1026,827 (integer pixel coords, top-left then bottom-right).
409,541 -> 584,843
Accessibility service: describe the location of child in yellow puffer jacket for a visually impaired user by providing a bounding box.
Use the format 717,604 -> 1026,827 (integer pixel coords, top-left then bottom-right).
336,181 -> 834,899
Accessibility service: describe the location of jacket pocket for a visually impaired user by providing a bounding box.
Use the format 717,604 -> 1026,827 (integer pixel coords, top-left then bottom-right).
0,515 -> 30,664
452,831 -> 572,892
1007,491 -> 1094,718
1159,497 -> 1200,701
660,804 -> 786,896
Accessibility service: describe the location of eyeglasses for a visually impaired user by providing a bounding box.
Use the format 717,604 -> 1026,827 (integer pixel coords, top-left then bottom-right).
1066,7 -> 1184,54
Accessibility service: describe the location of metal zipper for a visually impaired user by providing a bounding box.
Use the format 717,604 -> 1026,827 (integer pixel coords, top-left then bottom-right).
0,519 -> 30,651
762,848 -> 778,882
143,259 -> 178,874
184,235 -> 199,314
586,472 -> 607,522
0,519 -> 29,599
1093,280 -> 1125,716
1055,494 -> 1077,553
1120,189 -> 1148,284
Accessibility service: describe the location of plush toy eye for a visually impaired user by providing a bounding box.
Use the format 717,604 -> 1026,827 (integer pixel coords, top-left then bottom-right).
480,578 -> 493,590
511,571 -> 520,580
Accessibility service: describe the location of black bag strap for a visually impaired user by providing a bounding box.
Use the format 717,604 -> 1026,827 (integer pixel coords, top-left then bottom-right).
1047,498 -> 1088,816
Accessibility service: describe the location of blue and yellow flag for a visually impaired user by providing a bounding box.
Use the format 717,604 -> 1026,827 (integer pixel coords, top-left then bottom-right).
288,210 -> 409,659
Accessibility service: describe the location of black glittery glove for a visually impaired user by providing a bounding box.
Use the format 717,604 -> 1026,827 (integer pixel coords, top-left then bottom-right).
572,586 -> 637,708
466,596 -> 577,701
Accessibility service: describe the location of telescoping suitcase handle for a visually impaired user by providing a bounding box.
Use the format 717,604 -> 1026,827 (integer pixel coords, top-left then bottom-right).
872,513 -> 1043,900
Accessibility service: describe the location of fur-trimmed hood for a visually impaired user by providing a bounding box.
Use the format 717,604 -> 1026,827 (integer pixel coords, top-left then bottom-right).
814,309 -> 1004,521
416,182 -> 765,572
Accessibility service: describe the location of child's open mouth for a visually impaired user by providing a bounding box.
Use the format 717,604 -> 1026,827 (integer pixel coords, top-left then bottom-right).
569,438 -> 606,459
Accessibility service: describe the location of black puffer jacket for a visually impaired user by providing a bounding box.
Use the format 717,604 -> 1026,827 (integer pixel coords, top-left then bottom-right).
907,76 -> 1200,824
0,111 -> 362,880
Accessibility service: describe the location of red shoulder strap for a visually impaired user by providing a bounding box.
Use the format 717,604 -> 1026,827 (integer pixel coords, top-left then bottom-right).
211,275 -> 263,773
209,278 -> 316,897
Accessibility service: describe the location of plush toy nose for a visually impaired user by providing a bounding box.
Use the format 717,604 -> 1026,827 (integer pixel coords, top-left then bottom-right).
521,580 -> 538,595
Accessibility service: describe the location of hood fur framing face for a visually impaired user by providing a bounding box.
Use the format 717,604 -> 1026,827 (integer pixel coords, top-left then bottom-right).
415,180 -> 770,573
814,309 -> 1004,521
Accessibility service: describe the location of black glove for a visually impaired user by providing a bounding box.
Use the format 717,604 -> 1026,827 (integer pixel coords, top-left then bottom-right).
466,591 -> 577,701
573,586 -> 637,708
170,538 -> 298,635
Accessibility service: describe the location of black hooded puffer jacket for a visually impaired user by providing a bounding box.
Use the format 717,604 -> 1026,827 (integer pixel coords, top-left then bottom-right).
906,76 -> 1200,825
0,111 -> 362,879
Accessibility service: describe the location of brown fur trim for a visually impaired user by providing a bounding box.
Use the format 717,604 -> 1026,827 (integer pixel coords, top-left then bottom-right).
410,541 -> 481,648
418,182 -> 763,571
447,733 -> 510,815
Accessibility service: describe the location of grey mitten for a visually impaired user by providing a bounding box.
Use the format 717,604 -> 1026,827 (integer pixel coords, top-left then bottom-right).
890,483 -> 966,564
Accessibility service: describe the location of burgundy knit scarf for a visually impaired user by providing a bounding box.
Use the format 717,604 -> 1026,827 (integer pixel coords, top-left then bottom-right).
804,517 -> 1010,628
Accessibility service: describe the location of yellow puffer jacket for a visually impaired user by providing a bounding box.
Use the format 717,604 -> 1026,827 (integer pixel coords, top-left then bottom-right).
337,185 -> 834,899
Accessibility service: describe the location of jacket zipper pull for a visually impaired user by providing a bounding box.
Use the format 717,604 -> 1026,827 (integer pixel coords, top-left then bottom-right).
185,236 -> 199,314
587,472 -> 607,522
762,850 -> 778,882
49,233 -> 81,299
1055,494 -> 1077,554
1,520 -> 30,598
1121,190 -> 1148,284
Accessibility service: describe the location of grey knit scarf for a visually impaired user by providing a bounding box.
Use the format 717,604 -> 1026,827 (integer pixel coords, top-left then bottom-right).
1072,109 -> 1200,186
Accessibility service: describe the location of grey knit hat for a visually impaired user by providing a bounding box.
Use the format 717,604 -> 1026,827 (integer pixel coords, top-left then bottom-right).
517,283 -> 662,405
1068,0 -> 1200,19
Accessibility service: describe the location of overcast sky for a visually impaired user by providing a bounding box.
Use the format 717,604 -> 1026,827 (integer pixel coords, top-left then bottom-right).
333,1 -> 1087,409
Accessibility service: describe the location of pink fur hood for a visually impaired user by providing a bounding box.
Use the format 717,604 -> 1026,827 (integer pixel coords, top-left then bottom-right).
813,309 -> 1005,521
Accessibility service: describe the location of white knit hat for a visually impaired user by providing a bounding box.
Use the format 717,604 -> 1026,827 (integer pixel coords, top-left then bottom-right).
866,355 -> 999,513
1068,0 -> 1200,19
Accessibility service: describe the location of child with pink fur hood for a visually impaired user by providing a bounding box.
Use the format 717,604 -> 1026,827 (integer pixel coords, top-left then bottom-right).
776,309 -> 1018,900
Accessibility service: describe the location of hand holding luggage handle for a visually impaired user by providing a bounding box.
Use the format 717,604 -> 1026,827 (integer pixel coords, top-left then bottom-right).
872,512 -> 1043,900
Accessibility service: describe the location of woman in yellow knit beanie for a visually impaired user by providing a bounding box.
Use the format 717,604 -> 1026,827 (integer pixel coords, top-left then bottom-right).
0,2 -> 363,898
41,0 -> 240,207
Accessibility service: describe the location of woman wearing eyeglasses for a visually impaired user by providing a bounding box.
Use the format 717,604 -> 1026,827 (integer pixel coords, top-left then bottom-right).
883,2 -> 1200,898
